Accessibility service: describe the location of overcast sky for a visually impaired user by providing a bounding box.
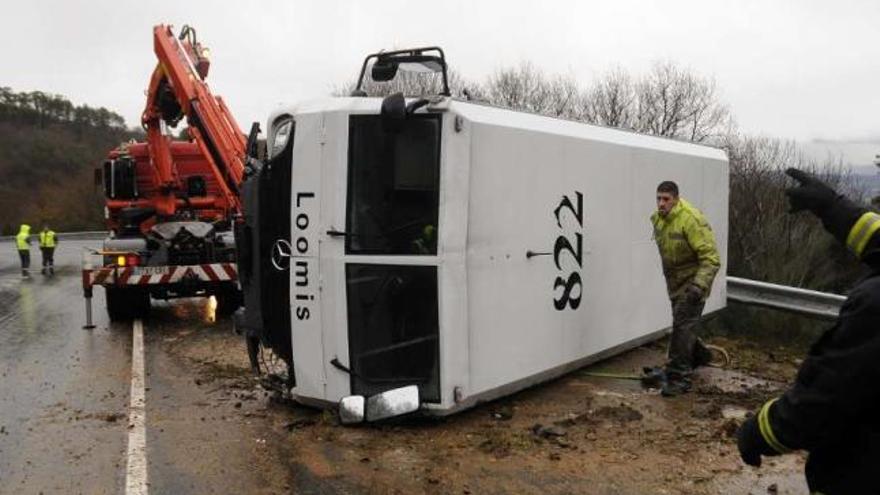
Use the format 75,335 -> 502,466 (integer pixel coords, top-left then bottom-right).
4,0 -> 880,146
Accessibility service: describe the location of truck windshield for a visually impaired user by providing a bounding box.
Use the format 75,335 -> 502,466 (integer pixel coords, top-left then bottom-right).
346,114 -> 441,255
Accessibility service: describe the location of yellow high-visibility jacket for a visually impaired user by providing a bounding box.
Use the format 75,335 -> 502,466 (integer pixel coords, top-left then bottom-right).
39,229 -> 56,248
650,199 -> 720,300
15,224 -> 31,251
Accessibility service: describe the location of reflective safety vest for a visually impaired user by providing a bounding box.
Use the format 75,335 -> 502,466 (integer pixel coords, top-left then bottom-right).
650,199 -> 720,300
39,229 -> 56,248
15,224 -> 30,251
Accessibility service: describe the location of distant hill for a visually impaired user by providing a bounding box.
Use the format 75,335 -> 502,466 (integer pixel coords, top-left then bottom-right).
0,87 -> 141,234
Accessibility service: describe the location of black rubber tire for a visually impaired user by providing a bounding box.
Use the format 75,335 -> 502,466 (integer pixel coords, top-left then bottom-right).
106,287 -> 151,322
106,287 -> 129,322
214,287 -> 242,316
131,288 -> 151,318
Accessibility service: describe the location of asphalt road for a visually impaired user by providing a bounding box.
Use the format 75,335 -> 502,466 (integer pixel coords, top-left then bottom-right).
0,241 -> 300,495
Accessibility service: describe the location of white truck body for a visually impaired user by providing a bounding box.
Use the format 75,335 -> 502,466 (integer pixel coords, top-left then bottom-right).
268,96 -> 728,414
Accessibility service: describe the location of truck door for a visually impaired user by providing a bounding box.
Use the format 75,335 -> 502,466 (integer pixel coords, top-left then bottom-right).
334,113 -> 443,403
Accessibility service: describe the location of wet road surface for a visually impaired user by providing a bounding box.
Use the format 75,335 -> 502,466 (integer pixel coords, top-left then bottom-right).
0,240 -> 130,494
0,240 -> 298,494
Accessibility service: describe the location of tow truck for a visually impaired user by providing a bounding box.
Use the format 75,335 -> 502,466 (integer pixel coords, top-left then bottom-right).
83,25 -> 249,321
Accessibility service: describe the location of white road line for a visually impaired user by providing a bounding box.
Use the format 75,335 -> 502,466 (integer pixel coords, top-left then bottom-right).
125,319 -> 148,495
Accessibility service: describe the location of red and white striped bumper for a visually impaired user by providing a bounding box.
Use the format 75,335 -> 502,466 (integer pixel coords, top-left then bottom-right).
85,263 -> 238,288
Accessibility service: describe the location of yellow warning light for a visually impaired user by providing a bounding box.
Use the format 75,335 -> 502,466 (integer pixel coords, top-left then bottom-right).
117,255 -> 126,267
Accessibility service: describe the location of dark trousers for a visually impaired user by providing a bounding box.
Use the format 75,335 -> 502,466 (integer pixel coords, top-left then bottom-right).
18,250 -> 30,272
667,296 -> 706,371
40,247 -> 55,267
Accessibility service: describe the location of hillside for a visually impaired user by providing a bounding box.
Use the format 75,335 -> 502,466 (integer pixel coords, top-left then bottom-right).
0,87 -> 141,234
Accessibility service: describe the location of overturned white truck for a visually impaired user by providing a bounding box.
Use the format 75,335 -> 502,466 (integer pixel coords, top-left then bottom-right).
235,48 -> 728,422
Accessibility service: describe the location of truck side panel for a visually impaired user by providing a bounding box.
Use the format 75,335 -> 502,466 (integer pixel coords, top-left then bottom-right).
463,111 -> 728,395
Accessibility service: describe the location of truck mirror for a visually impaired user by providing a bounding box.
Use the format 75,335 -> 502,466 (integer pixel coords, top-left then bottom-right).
365,385 -> 420,422
339,395 -> 365,424
371,60 -> 398,82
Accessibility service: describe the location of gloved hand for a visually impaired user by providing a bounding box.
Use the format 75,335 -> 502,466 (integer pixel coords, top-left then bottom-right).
737,415 -> 779,467
785,168 -> 871,251
685,284 -> 703,303
784,168 -> 839,215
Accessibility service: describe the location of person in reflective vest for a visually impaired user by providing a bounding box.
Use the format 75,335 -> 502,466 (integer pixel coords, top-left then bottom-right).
38,225 -> 57,275
647,181 -> 721,396
737,169 -> 880,494
15,224 -> 31,278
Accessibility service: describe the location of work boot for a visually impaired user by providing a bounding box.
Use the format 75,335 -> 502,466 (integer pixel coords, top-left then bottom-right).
661,370 -> 692,397
692,341 -> 713,369
640,366 -> 667,388
21,270 -> 29,278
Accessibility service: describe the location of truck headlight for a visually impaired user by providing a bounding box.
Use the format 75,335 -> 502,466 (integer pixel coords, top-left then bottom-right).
269,119 -> 293,159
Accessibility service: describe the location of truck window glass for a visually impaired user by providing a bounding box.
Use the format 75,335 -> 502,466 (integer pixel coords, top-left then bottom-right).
346,114 -> 441,255
346,264 -> 440,402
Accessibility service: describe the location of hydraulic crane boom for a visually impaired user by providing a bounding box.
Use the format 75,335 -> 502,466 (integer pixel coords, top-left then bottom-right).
142,24 -> 246,217
85,24 -> 248,323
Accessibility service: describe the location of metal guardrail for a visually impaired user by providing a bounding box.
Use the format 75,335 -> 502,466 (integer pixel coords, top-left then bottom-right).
0,231 -> 107,242
57,231 -> 108,241
727,276 -> 847,320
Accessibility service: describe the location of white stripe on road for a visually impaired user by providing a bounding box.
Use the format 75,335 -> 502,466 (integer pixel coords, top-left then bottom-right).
125,319 -> 148,495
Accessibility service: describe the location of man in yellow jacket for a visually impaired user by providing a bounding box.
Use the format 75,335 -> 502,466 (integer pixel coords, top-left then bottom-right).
648,181 -> 720,396
39,224 -> 57,275
15,224 -> 32,278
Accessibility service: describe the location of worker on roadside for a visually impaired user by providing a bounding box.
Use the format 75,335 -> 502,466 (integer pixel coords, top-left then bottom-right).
645,181 -> 720,396
737,169 -> 880,494
38,224 -> 57,276
15,224 -> 32,278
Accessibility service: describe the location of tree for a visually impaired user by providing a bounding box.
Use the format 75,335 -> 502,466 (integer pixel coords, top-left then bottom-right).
722,134 -> 865,289
0,87 -> 137,232
582,67 -> 635,129
633,62 -> 733,143
480,61 -> 734,144
713,134 -> 870,342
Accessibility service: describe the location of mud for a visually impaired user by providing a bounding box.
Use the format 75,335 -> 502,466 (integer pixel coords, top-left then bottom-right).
166,319 -> 810,494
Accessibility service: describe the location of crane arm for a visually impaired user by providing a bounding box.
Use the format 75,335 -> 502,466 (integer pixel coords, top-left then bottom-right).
141,24 -> 246,217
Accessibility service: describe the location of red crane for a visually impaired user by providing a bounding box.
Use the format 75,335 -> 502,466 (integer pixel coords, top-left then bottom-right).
85,24 -> 250,323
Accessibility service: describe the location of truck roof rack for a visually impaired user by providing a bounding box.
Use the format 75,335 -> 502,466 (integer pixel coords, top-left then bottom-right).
353,46 -> 450,97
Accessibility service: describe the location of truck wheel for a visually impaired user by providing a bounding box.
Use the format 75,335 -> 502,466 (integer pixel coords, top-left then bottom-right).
214,287 -> 242,316
106,287 -> 130,321
106,287 -> 151,321
131,289 -> 151,318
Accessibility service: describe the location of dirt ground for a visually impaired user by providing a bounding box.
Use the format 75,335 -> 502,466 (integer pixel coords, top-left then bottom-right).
167,319 -> 810,495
